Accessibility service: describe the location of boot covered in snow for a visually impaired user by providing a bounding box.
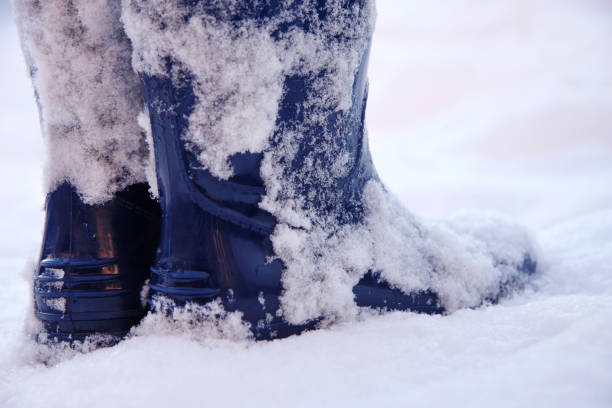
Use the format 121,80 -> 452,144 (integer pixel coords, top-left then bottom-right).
34,183 -> 160,343
125,0 -> 536,338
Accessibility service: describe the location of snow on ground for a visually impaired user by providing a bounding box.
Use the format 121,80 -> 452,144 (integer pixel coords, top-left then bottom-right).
1,0 -> 611,407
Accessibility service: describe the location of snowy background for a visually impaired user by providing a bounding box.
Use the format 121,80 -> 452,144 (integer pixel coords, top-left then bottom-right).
1,0 -> 611,406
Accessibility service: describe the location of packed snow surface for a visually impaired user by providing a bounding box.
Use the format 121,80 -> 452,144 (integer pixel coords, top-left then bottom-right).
1,0 -> 611,407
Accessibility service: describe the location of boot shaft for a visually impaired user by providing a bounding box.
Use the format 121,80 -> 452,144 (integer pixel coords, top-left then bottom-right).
133,0 -> 377,235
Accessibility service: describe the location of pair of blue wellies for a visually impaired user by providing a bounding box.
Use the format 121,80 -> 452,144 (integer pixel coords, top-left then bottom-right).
33,1 -> 535,344
35,69 -> 442,342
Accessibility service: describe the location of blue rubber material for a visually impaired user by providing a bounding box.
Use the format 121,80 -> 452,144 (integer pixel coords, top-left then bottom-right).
34,183 -> 160,343
139,0 -> 450,340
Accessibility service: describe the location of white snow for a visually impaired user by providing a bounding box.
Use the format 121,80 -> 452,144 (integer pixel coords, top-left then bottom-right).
42,297 -> 65,313
137,107 -> 158,198
1,0 -> 611,407
122,0 -> 284,180
12,0 -> 148,203
135,297 -> 252,342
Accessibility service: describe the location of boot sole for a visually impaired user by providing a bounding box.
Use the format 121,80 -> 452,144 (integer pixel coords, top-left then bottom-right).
34,257 -> 146,343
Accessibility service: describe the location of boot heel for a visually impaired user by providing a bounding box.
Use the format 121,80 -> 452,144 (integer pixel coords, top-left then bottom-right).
34,257 -> 146,342
34,183 -> 161,343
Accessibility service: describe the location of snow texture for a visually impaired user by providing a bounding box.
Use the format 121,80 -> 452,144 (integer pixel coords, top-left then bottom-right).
42,296 -> 65,313
12,0 -> 148,203
1,0 -> 611,406
135,297 -> 252,342
122,0 -> 373,180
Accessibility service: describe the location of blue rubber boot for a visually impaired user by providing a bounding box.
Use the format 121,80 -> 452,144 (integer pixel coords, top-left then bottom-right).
137,1 -> 453,339
34,183 -> 161,344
